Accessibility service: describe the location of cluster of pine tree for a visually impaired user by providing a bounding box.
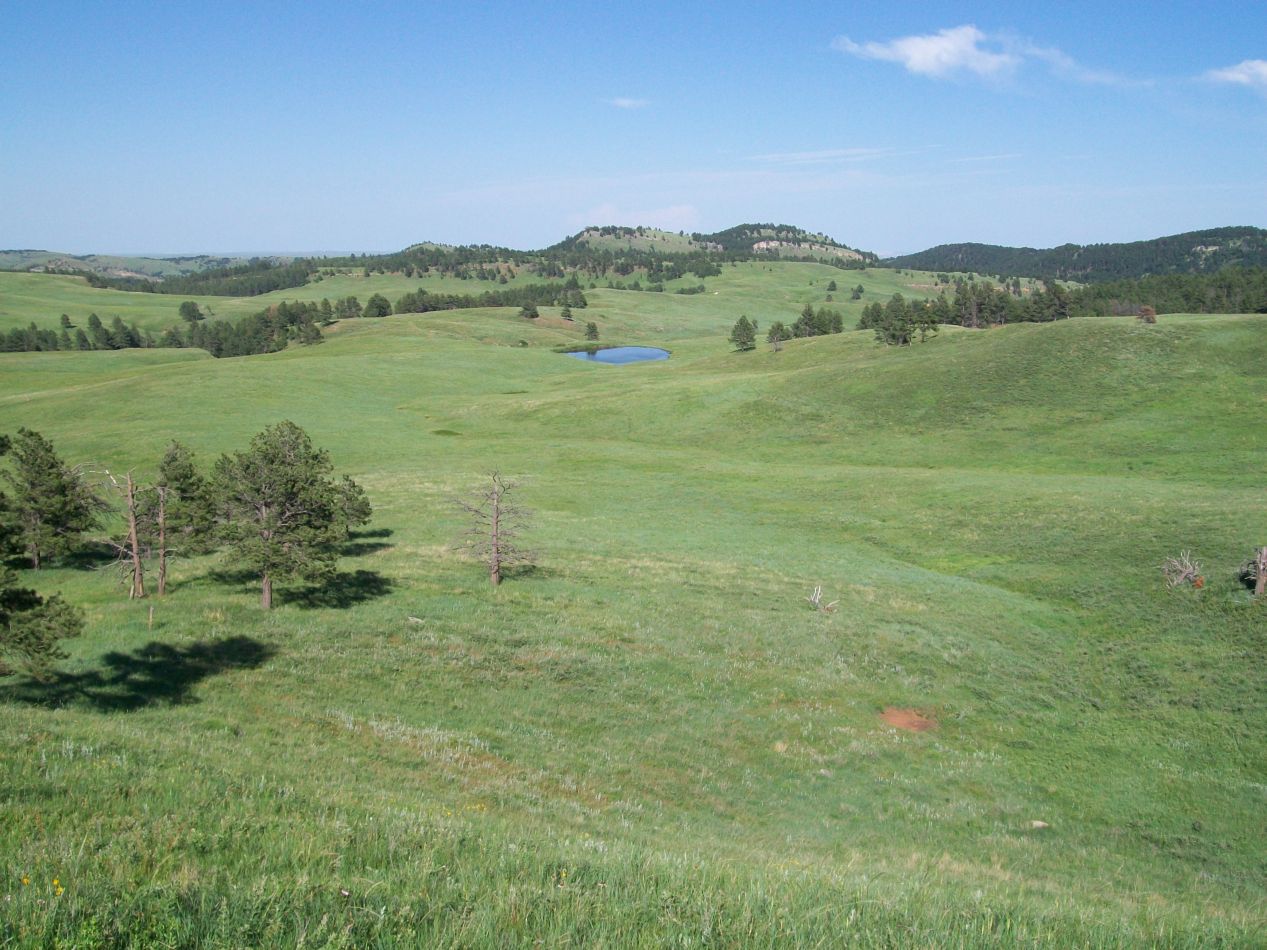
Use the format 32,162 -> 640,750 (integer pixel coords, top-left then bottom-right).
82,259 -> 313,296
860,280 -> 1074,332
1,313 -> 151,352
158,301 -> 323,357
791,303 -> 845,337
393,283 -> 587,315
857,294 -> 942,345
1067,267 -> 1267,316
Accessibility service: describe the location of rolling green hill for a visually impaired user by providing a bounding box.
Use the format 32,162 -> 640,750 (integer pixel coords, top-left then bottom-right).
0,262 -> 938,337
885,226 -> 1267,281
1,266 -> 1264,944
0,249 -> 244,279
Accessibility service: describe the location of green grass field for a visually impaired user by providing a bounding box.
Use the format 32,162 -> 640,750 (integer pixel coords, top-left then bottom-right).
1,268 -> 1264,946
0,262 -> 1004,338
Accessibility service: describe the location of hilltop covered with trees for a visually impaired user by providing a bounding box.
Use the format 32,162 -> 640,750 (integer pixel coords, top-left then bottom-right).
884,226 -> 1267,282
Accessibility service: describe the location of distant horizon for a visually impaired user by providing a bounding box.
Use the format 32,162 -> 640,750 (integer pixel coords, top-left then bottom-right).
5,219 -> 1264,263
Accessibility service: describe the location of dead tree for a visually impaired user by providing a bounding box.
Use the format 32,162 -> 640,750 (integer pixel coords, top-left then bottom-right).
155,485 -> 170,596
103,470 -> 146,599
456,472 -> 533,586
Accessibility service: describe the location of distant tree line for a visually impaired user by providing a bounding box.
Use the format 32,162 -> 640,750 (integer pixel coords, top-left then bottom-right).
1066,267 -> 1267,316
78,259 -> 313,296
859,269 -> 1267,330
393,283 -> 587,315
884,227 -> 1267,283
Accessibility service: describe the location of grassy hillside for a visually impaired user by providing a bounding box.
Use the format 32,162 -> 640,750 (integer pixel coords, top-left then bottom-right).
0,263 -> 960,338
1,295 -> 1265,944
0,250 -> 242,279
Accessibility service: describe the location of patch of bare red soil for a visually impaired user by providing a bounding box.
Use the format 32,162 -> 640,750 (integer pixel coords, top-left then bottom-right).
880,707 -> 937,732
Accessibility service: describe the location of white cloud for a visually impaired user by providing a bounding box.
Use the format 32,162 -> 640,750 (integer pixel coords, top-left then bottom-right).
606,97 -> 649,109
833,25 -> 1141,87
832,25 -> 1017,79
1205,59 -> 1267,91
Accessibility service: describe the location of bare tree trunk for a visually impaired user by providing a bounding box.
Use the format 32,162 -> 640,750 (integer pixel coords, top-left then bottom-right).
262,572 -> 272,610
1256,547 -> 1267,598
156,486 -> 168,597
125,473 -> 145,599
489,483 -> 502,586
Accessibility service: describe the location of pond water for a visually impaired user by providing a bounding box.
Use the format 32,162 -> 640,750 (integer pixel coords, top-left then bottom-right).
565,346 -> 670,365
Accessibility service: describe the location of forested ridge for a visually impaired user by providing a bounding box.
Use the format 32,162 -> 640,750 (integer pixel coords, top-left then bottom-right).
885,226 -> 1267,282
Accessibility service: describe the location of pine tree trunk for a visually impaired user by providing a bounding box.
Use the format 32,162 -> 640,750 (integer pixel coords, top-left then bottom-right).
262,573 -> 273,610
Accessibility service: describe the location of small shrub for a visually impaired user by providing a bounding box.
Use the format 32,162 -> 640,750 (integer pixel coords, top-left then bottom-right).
1161,551 -> 1203,589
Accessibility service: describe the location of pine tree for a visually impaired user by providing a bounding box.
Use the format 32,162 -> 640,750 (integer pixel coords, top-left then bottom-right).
363,293 -> 393,318
211,422 -> 369,609
0,566 -> 83,680
3,429 -> 105,569
729,315 -> 756,351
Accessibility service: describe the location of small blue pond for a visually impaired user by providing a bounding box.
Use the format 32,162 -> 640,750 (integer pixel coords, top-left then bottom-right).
565,346 -> 670,365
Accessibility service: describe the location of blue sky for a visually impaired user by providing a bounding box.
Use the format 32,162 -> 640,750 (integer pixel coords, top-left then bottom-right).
2,1 -> 1264,256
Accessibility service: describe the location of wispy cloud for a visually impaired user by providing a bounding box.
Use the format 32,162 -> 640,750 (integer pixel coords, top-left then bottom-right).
832,25 -> 1140,87
832,25 -> 1016,79
748,147 -> 901,166
1016,40 -> 1145,87
1205,59 -> 1267,92
605,97 -> 649,109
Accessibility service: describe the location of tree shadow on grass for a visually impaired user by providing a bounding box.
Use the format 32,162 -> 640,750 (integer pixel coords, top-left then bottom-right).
341,527 -> 395,558
280,569 -> 394,609
340,540 -> 395,557
0,636 -> 276,712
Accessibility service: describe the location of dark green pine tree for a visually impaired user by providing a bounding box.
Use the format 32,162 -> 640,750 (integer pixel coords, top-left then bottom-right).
154,441 -> 217,554
729,315 -> 756,351
3,429 -> 105,569
363,293 -> 393,318
0,564 -> 84,680
211,421 -> 370,609
86,313 -> 110,349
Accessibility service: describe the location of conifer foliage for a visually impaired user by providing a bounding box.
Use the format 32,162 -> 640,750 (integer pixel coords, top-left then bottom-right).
2,429 -> 105,569
0,434 -> 84,679
211,422 -> 370,608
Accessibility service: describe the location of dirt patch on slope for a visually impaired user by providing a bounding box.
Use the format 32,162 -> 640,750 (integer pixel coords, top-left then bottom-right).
880,707 -> 938,732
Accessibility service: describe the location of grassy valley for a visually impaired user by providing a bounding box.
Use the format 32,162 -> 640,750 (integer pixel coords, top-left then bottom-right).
1,257 -> 1264,945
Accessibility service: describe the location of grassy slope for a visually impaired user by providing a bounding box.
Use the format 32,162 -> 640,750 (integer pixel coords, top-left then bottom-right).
1,289 -> 1264,944
0,263 -> 985,338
